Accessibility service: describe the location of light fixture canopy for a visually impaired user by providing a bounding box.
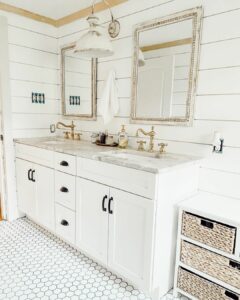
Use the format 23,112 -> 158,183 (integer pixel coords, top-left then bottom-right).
74,0 -> 120,58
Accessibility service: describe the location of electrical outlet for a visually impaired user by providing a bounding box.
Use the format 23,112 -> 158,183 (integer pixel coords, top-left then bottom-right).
32,92 -> 45,104
69,96 -> 80,106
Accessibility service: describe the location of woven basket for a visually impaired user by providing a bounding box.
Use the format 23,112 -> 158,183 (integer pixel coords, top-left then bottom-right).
181,212 -> 236,254
178,267 -> 240,300
181,240 -> 240,289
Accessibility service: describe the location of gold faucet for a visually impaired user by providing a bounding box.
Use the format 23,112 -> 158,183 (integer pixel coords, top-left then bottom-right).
136,126 -> 156,152
56,121 -> 81,140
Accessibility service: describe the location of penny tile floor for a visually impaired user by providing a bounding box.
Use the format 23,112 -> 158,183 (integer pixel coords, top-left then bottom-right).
0,218 -> 188,300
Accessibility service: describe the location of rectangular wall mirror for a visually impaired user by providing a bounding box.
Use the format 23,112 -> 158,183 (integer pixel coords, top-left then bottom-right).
61,44 -> 97,120
131,7 -> 203,126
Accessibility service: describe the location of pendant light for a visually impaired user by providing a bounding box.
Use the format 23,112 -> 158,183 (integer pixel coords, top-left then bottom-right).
74,0 -> 120,58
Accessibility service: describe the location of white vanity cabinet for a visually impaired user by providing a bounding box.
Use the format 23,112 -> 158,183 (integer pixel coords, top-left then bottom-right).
76,178 -> 154,290
16,159 -> 36,219
15,140 -> 200,300
16,158 -> 55,231
15,144 -> 55,231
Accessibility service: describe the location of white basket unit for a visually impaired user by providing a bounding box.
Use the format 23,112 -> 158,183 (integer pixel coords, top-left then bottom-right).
174,192 -> 240,300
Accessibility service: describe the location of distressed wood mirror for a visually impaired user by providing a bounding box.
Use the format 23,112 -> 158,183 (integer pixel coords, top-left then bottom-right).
131,7 -> 203,126
61,44 -> 97,120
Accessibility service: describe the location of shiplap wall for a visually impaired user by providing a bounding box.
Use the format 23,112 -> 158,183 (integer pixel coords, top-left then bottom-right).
58,0 -> 240,200
0,10 -> 60,138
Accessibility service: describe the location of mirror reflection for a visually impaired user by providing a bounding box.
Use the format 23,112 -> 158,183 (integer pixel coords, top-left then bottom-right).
61,45 -> 97,119
131,8 -> 202,126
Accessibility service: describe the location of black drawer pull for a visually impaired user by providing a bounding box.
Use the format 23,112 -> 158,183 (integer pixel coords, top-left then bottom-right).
60,161 -> 69,167
201,219 -> 214,229
102,195 -> 107,212
28,169 -> 32,181
229,260 -> 240,270
60,219 -> 69,226
108,197 -> 113,214
31,170 -> 36,182
60,187 -> 69,193
225,291 -> 239,300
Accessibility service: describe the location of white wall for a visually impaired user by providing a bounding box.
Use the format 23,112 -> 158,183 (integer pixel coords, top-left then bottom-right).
0,10 -> 60,138
1,0 -> 240,204
58,0 -> 240,201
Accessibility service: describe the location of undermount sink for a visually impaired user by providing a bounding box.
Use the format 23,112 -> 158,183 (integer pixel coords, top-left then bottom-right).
43,140 -> 66,145
99,150 -> 177,162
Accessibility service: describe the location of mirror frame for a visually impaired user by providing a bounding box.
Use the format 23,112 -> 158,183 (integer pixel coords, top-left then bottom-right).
131,7 -> 203,126
61,44 -> 97,120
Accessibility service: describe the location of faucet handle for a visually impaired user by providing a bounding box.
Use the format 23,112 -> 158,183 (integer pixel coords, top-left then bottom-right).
158,143 -> 168,154
74,133 -> 82,140
137,140 -> 146,151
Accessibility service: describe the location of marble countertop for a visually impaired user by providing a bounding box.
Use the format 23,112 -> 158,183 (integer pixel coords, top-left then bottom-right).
15,137 -> 202,174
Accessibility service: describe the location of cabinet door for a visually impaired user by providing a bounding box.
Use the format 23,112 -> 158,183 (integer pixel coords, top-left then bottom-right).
76,178 -> 109,265
35,165 -> 54,231
16,159 -> 35,218
108,189 -> 154,290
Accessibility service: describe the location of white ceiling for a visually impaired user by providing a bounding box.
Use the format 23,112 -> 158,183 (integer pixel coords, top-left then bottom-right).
1,0 -> 102,19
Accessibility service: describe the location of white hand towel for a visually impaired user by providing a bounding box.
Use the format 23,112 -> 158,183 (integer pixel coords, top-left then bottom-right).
99,70 -> 119,124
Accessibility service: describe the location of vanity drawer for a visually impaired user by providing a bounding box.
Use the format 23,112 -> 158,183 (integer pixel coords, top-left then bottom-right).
55,171 -> 76,211
55,152 -> 76,175
181,212 -> 236,254
55,204 -> 75,245
178,267 -> 240,300
181,240 -> 240,289
77,158 -> 156,199
15,143 -> 54,168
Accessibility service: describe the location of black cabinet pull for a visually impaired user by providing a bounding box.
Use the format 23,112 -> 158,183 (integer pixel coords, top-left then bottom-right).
201,219 -> 214,229
60,161 -> 69,167
28,169 -> 32,181
31,170 -> 36,182
108,197 -> 113,214
60,219 -> 69,226
60,187 -> 69,193
225,291 -> 239,300
229,260 -> 240,270
102,195 -> 107,212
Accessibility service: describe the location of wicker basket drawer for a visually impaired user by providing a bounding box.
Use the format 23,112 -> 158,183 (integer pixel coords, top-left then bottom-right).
181,240 -> 240,289
178,268 -> 240,300
181,212 -> 236,254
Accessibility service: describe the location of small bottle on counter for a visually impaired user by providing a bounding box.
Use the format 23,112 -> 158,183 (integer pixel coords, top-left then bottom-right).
118,125 -> 128,149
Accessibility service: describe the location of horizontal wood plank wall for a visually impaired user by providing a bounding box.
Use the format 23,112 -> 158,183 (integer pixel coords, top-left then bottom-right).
0,11 -> 60,138
58,0 -> 240,200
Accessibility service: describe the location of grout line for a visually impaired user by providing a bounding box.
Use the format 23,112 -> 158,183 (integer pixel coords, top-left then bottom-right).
10,78 -> 60,86
8,43 -> 58,55
8,24 -> 58,39
10,60 -> 59,71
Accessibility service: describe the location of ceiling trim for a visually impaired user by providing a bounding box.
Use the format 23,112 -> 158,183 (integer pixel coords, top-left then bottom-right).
0,2 -> 57,26
0,0 -> 128,27
57,0 -> 127,27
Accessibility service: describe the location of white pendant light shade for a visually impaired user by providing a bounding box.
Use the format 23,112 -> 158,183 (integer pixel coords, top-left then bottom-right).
74,15 -> 114,58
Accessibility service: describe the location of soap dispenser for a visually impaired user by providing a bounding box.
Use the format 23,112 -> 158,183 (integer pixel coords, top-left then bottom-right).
118,125 -> 128,149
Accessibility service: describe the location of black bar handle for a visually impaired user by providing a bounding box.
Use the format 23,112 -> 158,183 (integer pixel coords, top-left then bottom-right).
102,195 -> 107,212
108,197 -> 113,214
60,187 -> 69,193
31,170 -> 36,182
60,161 -> 69,167
201,219 -> 214,229
61,219 -> 69,226
28,169 -> 32,181
229,260 -> 240,270
225,290 -> 239,300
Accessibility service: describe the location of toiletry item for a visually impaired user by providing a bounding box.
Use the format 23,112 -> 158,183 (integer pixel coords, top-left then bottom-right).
99,132 -> 106,144
118,125 -> 128,149
106,134 -> 114,145
91,133 -> 99,144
